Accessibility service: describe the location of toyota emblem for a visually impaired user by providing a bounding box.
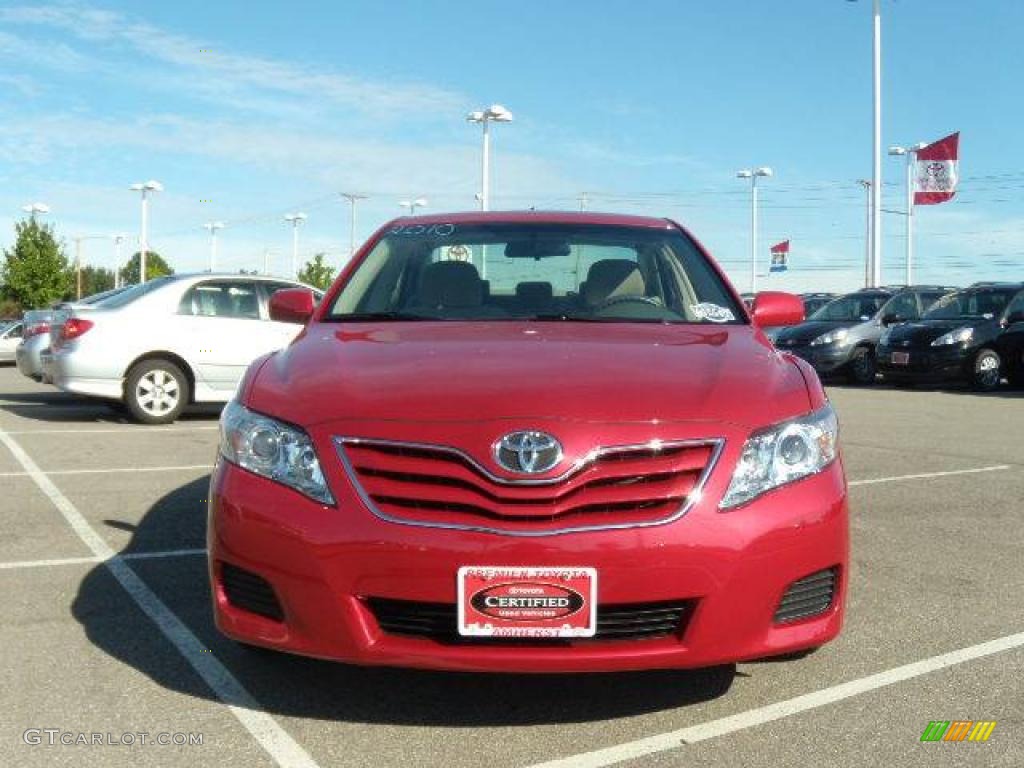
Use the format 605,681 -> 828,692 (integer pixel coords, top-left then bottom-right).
494,431 -> 563,474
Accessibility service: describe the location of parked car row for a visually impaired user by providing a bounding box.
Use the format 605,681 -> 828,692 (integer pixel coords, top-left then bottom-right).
772,282 -> 1024,391
11,273 -> 321,423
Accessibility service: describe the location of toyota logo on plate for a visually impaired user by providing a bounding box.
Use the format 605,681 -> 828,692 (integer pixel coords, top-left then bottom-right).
494,431 -> 563,474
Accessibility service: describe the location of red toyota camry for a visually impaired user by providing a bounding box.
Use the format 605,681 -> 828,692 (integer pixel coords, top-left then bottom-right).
208,211 -> 848,672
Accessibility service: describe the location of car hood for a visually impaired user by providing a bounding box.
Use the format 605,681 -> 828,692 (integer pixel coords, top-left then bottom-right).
884,318 -> 991,346
774,320 -> 856,347
246,322 -> 813,431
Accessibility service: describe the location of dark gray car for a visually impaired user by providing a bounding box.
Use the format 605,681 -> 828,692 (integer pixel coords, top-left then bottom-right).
774,286 -> 955,384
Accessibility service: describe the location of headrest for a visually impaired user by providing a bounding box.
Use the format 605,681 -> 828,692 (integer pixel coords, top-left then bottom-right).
582,259 -> 645,305
418,261 -> 484,308
515,281 -> 554,303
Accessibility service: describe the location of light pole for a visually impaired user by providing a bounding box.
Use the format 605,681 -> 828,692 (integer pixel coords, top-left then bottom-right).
21,202 -> 50,220
339,193 -> 368,261
283,212 -> 307,279
398,198 -> 427,215
736,167 -> 773,293
129,180 -> 163,284
202,221 -> 225,272
466,104 -> 513,211
113,234 -> 125,288
888,142 -> 927,285
71,235 -> 108,300
857,180 -> 872,288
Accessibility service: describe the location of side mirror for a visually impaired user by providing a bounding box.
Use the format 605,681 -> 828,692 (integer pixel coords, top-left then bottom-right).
269,288 -> 316,324
1005,310 -> 1024,326
751,291 -> 804,328
881,313 -> 904,326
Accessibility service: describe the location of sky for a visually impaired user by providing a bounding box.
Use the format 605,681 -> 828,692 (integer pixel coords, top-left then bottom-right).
1,0 -> 1023,293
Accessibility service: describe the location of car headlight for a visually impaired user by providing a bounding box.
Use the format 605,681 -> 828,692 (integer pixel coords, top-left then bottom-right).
930,327 -> 973,346
810,328 -> 849,346
720,404 -> 839,509
219,400 -> 334,505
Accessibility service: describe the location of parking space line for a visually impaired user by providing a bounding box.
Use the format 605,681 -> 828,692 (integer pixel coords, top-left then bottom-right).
0,464 -> 211,477
0,548 -> 207,571
0,555 -> 102,570
848,464 -> 1010,487
526,630 -> 1024,768
0,464 -> 210,478
0,428 -> 320,768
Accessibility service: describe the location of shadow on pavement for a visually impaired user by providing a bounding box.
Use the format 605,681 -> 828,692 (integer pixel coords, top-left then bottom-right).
72,475 -> 737,726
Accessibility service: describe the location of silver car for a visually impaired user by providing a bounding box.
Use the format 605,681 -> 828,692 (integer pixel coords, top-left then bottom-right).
48,273 -> 322,424
15,310 -> 55,380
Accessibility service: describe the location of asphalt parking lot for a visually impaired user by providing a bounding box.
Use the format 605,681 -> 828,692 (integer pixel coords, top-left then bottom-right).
0,364 -> 1021,768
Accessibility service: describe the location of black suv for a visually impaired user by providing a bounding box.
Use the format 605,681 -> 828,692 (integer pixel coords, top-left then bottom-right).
774,286 -> 954,384
877,283 -> 1024,391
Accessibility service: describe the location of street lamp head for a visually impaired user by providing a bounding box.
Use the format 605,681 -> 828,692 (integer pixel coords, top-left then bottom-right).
888,145 -> 907,156
205,221 -> 225,231
485,104 -> 513,122
754,166 -> 773,178
130,181 -> 163,193
284,213 -> 307,224
466,110 -> 485,123
413,198 -> 427,207
736,169 -> 753,179
912,141 -> 928,151
22,202 -> 50,215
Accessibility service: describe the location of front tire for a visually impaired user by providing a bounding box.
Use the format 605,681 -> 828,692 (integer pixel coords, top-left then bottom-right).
971,348 -> 1002,392
124,359 -> 190,424
847,347 -> 877,385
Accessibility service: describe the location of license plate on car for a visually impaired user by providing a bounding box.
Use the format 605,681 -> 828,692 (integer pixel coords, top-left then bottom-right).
891,351 -> 910,365
457,566 -> 597,638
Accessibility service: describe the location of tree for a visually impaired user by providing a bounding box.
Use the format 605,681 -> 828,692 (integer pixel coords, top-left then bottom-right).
119,251 -> 174,285
297,252 -> 336,290
74,266 -> 116,299
1,218 -> 72,309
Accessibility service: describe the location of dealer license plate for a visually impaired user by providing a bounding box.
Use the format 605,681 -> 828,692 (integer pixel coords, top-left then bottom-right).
891,351 -> 910,365
457,566 -> 597,638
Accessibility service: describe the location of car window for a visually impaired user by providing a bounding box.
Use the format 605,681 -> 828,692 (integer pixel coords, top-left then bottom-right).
5,323 -> 23,339
924,289 -> 1017,320
326,222 -> 744,324
885,293 -> 919,320
919,292 -> 948,312
99,277 -> 174,309
179,281 -> 262,319
1004,291 -> 1024,321
810,294 -> 888,322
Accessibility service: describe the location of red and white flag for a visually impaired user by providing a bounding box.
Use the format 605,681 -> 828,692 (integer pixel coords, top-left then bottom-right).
769,240 -> 789,272
914,132 -> 959,205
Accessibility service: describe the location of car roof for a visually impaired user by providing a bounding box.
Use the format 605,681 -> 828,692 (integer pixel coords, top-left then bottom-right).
384,210 -> 675,230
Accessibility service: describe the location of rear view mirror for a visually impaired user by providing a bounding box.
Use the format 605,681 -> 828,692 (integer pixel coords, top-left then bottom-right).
504,239 -> 572,259
751,291 -> 804,328
269,288 -> 316,324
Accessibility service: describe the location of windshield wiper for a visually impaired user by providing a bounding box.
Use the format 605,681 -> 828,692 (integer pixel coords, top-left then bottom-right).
328,311 -> 435,322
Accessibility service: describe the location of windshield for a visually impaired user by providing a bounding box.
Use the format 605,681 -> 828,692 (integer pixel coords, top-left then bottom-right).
923,289 -> 1017,320
809,294 -> 888,322
326,222 -> 744,324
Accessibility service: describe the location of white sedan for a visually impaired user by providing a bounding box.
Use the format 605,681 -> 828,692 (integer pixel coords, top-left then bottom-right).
46,273 -> 322,424
0,320 -> 24,362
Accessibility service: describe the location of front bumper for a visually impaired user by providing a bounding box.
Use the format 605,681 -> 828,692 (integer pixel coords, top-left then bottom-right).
208,452 -> 849,673
778,343 -> 854,375
876,343 -> 970,383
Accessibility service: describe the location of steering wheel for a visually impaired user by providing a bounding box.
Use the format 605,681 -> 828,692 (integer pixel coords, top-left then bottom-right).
593,295 -> 662,312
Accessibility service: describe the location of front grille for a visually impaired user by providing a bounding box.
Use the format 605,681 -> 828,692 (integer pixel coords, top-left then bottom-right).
773,568 -> 838,624
220,562 -> 284,622
336,437 -> 720,534
366,597 -> 693,644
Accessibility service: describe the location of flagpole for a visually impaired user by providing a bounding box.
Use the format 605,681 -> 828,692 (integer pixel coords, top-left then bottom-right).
905,150 -> 914,285
871,0 -> 883,288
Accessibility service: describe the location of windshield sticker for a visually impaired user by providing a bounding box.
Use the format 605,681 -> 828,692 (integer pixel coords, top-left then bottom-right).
389,223 -> 455,237
691,303 -> 735,323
